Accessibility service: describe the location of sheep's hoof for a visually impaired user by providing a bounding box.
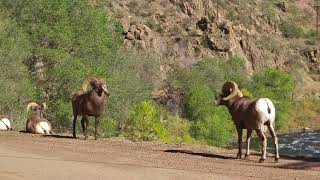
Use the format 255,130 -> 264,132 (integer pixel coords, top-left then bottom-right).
275,158 -> 279,163
259,159 -> 265,163
236,154 -> 242,159
245,154 -> 250,158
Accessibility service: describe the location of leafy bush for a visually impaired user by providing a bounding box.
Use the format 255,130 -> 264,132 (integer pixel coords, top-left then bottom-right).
240,88 -> 253,97
248,69 -> 295,131
106,50 -> 161,127
123,101 -> 169,142
169,56 -> 247,95
100,117 -> 118,138
185,84 -> 235,146
220,56 -> 248,86
280,22 -> 304,38
190,107 -> 234,147
186,84 -> 214,122
167,57 -> 247,147
163,115 -> 195,144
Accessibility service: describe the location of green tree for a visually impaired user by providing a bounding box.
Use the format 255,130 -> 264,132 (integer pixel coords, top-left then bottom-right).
0,10 -> 39,129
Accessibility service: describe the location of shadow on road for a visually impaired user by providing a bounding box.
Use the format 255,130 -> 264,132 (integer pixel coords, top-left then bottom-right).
164,149 -> 234,160
278,161 -> 320,170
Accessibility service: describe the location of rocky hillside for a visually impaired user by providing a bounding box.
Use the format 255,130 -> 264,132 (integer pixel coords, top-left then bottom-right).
107,0 -> 320,97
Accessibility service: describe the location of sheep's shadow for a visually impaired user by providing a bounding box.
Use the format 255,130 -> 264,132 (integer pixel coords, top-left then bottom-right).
164,149 -> 234,160
42,134 -> 75,139
18,130 -> 74,139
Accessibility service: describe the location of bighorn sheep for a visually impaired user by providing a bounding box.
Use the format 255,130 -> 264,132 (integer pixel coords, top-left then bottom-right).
0,116 -> 12,131
215,81 -> 279,163
72,77 -> 110,140
26,102 -> 53,134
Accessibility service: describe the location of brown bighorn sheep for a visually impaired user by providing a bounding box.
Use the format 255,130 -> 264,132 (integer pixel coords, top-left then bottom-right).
215,81 -> 279,163
0,116 -> 12,130
26,102 -> 53,134
72,77 -> 110,140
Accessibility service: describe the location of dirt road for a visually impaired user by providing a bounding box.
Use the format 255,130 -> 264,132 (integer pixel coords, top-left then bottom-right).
0,131 -> 319,180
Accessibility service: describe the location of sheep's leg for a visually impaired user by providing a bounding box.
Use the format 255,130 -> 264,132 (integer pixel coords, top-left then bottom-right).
73,115 -> 77,138
236,128 -> 243,159
94,116 -> 100,140
256,129 -> 267,163
267,124 -> 279,163
245,129 -> 253,158
81,116 -> 88,140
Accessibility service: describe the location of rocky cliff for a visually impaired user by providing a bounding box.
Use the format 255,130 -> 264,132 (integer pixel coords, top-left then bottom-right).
107,0 -> 320,97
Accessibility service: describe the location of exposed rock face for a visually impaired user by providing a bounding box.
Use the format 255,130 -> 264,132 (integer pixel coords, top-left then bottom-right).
109,0 -> 320,103
301,48 -> 320,64
206,26 -> 231,52
169,0 -> 217,19
124,23 -> 153,50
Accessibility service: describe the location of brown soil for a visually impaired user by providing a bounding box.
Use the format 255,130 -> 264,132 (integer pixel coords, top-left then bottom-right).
0,131 -> 319,180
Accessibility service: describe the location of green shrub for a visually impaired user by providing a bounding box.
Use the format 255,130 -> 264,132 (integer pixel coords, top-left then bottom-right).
169,56 -> 247,96
261,1 -> 278,21
190,107 -> 234,147
123,101 -> 169,142
248,69 -> 295,131
100,117 -> 118,138
240,88 -> 253,97
220,56 -> 248,86
167,57 -> 247,147
280,22 -> 304,38
185,84 -> 235,147
106,50 -> 160,128
163,115 -> 195,144
304,39 -> 316,46
186,84 -> 214,122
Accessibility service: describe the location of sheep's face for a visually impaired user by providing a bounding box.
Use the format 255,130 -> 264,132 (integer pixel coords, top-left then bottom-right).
91,80 -> 110,97
31,106 -> 47,118
214,94 -> 228,106
215,81 -> 243,106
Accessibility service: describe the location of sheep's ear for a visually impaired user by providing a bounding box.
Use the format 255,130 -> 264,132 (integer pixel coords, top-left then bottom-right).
229,88 -> 233,93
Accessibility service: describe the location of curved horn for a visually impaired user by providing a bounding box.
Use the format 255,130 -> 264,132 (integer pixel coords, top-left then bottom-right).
81,77 -> 98,92
27,102 -> 39,112
42,102 -> 47,110
222,81 -> 242,100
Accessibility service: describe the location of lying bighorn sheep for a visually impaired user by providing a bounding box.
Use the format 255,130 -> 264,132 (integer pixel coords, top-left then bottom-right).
215,81 -> 279,163
0,116 -> 12,130
26,102 -> 53,134
72,77 -> 110,140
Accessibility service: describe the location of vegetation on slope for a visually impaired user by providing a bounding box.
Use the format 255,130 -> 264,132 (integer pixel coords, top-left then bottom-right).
0,0 -> 319,148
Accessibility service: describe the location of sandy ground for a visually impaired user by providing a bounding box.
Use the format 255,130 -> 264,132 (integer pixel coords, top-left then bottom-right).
0,131 -> 319,180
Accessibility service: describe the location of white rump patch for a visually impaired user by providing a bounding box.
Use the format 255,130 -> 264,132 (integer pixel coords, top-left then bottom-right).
255,98 -> 276,131
0,118 -> 11,130
35,122 -> 51,134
